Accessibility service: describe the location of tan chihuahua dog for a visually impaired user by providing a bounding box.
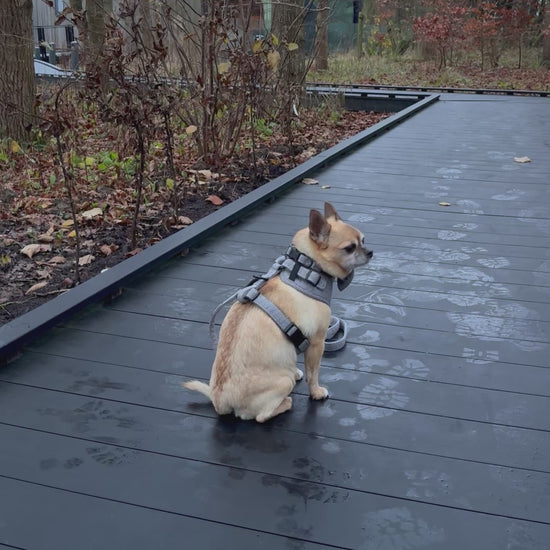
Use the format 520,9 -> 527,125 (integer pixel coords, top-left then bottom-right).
184,202 -> 372,422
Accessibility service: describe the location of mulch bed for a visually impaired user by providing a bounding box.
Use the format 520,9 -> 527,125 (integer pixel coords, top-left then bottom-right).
0,110 -> 389,325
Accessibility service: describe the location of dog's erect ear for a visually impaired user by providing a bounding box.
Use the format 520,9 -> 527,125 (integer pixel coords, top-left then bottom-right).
324,202 -> 340,221
309,209 -> 331,246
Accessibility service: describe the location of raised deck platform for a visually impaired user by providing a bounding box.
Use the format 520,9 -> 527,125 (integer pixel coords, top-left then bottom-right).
1,93 -> 549,549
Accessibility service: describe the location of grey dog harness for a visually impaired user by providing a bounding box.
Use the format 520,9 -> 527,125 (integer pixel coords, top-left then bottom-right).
209,246 -> 350,353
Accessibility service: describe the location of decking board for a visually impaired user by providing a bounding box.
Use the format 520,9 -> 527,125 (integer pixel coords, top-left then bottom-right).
1,93 -> 549,549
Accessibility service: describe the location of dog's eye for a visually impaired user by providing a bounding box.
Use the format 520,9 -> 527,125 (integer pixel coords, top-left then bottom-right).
344,243 -> 357,254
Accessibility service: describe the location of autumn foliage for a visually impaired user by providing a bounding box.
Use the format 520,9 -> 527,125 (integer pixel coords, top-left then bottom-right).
413,0 -> 540,69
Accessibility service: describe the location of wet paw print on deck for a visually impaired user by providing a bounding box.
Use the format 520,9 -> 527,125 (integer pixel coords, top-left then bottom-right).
404,470 -> 454,501
86,445 -> 138,466
40,457 -> 84,470
348,346 -> 430,380
361,507 -> 445,549
356,378 -> 410,420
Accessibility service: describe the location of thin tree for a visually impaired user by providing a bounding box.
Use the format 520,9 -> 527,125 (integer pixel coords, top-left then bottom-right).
0,0 -> 36,141
316,0 -> 329,70
543,0 -> 550,67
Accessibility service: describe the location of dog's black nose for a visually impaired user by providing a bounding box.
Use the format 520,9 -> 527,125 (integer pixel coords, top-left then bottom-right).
366,249 -> 373,259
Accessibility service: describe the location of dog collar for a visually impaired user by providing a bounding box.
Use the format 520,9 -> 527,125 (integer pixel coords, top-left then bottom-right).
279,246 -> 334,306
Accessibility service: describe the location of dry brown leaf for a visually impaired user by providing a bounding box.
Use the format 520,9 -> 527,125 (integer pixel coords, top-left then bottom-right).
198,169 -> 213,180
26,281 -> 48,295
36,269 -> 52,280
99,244 -> 113,256
514,156 -> 531,163
177,216 -> 193,226
81,207 -> 103,220
60,277 -> 74,288
78,254 -> 95,266
38,233 -> 55,243
303,178 -> 319,185
48,255 -> 66,265
62,219 -> 74,227
126,248 -> 143,257
206,195 -> 224,206
21,243 -> 51,258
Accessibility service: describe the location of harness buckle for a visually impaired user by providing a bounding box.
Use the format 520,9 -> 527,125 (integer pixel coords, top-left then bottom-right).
284,323 -> 309,353
236,286 -> 260,303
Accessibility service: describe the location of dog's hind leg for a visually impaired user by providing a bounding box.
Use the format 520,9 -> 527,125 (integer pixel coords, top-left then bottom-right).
256,396 -> 293,423
243,378 -> 294,423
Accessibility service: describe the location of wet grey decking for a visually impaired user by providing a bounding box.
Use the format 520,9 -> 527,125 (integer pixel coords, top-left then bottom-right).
1,95 -> 549,549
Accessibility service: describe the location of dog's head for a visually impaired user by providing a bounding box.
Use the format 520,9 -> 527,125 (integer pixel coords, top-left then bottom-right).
294,202 -> 373,287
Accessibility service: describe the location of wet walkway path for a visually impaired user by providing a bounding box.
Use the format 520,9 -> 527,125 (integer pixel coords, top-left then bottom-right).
1,94 -> 549,549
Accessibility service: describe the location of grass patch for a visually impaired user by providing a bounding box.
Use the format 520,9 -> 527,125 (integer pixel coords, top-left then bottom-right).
309,49 -> 550,91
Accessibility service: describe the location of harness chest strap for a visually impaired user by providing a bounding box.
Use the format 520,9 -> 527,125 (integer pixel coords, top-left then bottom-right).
209,247 -> 349,353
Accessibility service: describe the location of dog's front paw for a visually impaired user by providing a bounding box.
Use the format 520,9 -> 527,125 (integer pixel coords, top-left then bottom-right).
310,386 -> 329,400
295,368 -> 304,381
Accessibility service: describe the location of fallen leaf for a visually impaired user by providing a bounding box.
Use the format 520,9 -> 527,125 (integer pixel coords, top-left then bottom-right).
287,42 -> 299,51
81,207 -> 103,220
21,243 -> 51,258
176,216 -> 193,226
78,254 -> 95,266
126,248 -> 143,257
321,185 -> 331,189
302,178 -> 319,185
206,195 -> 224,206
99,244 -> 113,256
198,169 -> 213,180
186,125 -> 197,135
38,233 -> 55,243
48,255 -> 66,265
62,219 -> 74,227
11,141 -> 21,154
67,230 -> 76,238
60,277 -> 73,288
26,281 -> 48,295
36,269 -> 52,279
514,156 -> 531,163
439,202 -> 452,207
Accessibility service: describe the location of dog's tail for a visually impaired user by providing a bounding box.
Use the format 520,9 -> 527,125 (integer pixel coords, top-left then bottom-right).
183,380 -> 212,400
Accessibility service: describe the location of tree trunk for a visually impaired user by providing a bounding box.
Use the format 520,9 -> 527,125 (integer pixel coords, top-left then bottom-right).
139,0 -> 153,51
0,0 -> 35,141
272,0 -> 306,88
315,0 -> 329,70
543,4 -> 550,67
86,0 -> 105,63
